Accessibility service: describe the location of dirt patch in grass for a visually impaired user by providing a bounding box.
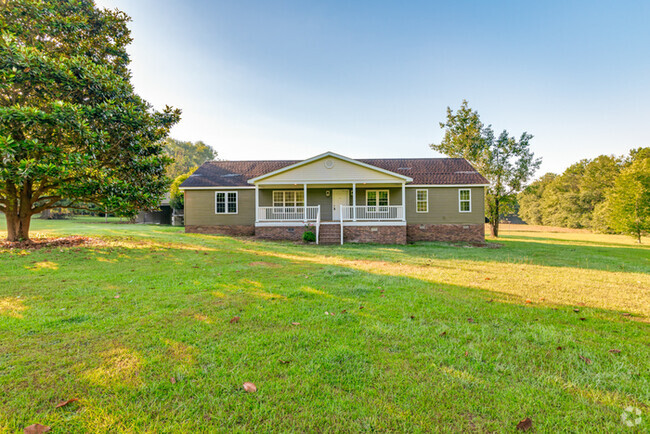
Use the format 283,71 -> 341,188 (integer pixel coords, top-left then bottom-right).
248,261 -> 281,267
0,236 -> 104,250
469,242 -> 501,248
495,223 -> 592,233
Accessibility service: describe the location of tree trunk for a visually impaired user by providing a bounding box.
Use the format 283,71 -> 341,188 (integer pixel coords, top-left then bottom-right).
490,220 -> 500,237
5,211 -> 32,242
5,211 -> 16,241
490,198 -> 500,237
4,180 -> 34,242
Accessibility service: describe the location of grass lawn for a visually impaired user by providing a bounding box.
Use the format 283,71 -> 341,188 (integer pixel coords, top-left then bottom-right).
1,218 -> 648,432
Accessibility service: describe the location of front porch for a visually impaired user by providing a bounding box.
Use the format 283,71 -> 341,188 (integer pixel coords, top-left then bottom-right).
253,183 -> 407,244
246,152 -> 413,244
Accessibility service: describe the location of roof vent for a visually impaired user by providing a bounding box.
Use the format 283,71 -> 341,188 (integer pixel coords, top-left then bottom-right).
221,173 -> 241,177
455,171 -> 477,174
397,167 -> 412,170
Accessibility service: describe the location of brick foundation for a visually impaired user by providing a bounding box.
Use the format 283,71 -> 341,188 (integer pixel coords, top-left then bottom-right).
255,225 -> 314,241
406,223 -> 484,244
185,225 -> 255,236
343,225 -> 407,244
187,223 -> 483,244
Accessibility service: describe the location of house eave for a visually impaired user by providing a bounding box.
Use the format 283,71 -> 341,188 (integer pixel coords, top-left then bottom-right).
180,183 -> 489,190
179,186 -> 255,190
405,184 -> 490,188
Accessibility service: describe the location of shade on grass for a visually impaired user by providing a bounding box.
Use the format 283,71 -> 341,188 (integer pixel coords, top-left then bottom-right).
0,219 -> 648,432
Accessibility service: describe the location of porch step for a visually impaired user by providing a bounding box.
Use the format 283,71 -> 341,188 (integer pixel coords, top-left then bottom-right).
318,224 -> 341,244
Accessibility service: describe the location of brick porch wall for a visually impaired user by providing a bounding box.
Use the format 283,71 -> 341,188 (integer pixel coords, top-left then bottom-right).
255,225 -> 314,241
406,223 -> 484,243
343,225 -> 407,244
185,225 -> 255,236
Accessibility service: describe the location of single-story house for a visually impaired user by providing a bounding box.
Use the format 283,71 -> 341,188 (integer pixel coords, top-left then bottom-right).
179,152 -> 488,244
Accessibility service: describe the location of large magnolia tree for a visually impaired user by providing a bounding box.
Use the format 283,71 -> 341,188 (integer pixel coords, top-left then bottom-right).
432,101 -> 541,237
0,0 -> 180,241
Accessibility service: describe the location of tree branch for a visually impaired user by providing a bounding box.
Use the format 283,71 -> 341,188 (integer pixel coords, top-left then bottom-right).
32,195 -> 62,205
31,176 -> 78,202
30,196 -> 62,214
56,204 -> 98,212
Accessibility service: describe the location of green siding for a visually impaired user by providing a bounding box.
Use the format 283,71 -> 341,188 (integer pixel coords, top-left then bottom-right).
307,189 -> 332,221
405,187 -> 484,224
184,189 -> 255,226
185,186 -> 484,226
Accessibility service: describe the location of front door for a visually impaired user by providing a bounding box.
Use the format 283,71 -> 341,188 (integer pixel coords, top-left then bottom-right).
332,189 -> 349,221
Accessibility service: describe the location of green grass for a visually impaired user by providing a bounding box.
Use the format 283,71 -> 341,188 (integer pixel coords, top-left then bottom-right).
1,218 -> 649,432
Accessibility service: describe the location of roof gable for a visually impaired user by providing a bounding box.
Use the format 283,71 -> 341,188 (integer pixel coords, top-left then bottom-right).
248,152 -> 412,184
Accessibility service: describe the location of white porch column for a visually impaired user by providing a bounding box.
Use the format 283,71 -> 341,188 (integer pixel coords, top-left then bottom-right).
303,183 -> 307,223
401,182 -> 406,221
352,183 -> 356,221
255,184 -> 259,223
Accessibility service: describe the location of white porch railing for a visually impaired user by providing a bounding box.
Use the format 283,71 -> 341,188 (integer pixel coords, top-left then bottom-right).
341,205 -> 404,221
257,206 -> 320,222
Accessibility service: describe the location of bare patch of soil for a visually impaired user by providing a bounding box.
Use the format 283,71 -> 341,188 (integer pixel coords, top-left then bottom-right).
494,223 -> 592,234
248,261 -> 281,267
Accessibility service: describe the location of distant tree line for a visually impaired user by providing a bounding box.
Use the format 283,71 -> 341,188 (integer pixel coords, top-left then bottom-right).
518,148 -> 650,241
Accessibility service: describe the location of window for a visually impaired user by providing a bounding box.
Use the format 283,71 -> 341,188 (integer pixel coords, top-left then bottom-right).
366,190 -> 389,210
272,190 -> 304,208
416,189 -> 428,213
459,189 -> 471,212
215,191 -> 237,214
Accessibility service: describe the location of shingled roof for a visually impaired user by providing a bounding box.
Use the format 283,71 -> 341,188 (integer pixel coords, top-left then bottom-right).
180,157 -> 488,188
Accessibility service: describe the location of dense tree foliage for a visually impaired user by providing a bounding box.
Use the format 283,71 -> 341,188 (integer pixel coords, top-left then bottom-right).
169,170 -> 193,210
432,100 -> 541,237
518,148 -> 650,240
603,157 -> 650,242
517,173 -> 556,225
163,138 -> 216,179
0,0 -> 180,241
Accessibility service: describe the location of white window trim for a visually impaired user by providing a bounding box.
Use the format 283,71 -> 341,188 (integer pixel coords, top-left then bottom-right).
365,189 -> 390,208
416,189 -> 428,213
459,189 -> 471,213
272,190 -> 305,208
215,191 -> 238,214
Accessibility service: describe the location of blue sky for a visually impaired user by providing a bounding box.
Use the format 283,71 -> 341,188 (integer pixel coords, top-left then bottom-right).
96,0 -> 650,175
